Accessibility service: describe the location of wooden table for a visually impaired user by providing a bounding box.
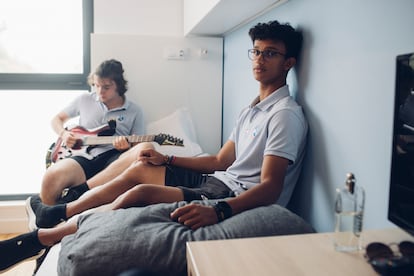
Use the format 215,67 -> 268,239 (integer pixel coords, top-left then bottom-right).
186,228 -> 414,276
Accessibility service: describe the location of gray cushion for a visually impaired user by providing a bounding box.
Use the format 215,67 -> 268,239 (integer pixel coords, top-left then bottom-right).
57,201 -> 314,276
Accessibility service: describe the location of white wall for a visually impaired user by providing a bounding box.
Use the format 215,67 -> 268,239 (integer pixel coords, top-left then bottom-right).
223,0 -> 414,232
94,0 -> 183,36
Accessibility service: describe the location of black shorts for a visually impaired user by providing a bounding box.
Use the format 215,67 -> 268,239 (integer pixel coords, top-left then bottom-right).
71,149 -> 122,179
164,165 -> 234,202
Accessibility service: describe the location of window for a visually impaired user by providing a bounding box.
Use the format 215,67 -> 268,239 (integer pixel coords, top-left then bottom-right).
0,0 -> 93,200
0,0 -> 93,90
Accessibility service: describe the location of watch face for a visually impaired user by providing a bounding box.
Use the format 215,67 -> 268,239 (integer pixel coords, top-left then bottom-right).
216,201 -> 232,219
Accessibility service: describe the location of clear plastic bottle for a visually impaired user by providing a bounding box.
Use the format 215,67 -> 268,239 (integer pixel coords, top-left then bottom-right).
333,173 -> 365,252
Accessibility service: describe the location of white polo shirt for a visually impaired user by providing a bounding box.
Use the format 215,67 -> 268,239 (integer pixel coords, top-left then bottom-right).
63,92 -> 144,157
214,85 -> 308,207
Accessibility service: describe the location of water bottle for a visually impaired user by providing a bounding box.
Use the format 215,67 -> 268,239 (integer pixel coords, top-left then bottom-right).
334,173 -> 365,252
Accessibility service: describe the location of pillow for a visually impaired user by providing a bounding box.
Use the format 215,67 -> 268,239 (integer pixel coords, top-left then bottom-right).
147,108 -> 198,143
58,201 -> 315,276
146,108 -> 203,157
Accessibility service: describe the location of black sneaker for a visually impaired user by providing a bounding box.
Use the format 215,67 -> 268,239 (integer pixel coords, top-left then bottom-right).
0,230 -> 46,273
25,195 -> 41,231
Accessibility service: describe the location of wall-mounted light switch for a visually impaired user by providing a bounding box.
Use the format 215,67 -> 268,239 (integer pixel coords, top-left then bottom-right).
164,47 -> 189,60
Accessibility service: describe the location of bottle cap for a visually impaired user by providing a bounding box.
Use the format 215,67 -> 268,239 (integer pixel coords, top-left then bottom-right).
346,173 -> 356,194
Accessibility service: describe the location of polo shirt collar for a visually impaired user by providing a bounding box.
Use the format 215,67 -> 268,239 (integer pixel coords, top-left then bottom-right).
93,92 -> 129,111
249,85 -> 290,111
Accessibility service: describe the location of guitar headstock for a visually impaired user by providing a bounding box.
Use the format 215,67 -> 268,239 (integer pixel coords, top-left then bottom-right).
154,133 -> 184,146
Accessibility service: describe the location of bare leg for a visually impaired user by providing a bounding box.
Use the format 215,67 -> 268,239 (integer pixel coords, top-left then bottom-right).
40,142 -> 154,205
37,220 -> 78,246
109,184 -> 185,210
40,159 -> 86,205
40,185 -> 184,245
86,142 -> 155,189
65,160 -> 166,218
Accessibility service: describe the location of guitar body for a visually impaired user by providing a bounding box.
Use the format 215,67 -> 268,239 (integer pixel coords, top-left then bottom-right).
46,123 -> 183,168
50,124 -> 114,165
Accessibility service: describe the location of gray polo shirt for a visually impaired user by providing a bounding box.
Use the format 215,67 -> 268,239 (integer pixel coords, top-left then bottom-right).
214,85 -> 308,206
63,92 -> 144,157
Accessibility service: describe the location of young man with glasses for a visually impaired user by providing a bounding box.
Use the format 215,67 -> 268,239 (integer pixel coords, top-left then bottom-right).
0,20 -> 307,273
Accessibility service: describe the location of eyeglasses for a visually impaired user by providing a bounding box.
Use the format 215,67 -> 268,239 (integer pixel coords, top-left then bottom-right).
365,241 -> 414,275
247,49 -> 286,60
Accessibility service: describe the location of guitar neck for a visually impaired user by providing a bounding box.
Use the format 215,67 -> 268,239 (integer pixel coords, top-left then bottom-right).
83,135 -> 155,146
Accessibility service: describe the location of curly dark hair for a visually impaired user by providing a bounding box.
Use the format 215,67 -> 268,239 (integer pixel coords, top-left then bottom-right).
248,20 -> 303,60
89,59 -> 128,96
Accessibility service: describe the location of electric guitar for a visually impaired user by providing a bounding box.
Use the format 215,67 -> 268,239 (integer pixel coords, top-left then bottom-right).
45,124 -> 184,168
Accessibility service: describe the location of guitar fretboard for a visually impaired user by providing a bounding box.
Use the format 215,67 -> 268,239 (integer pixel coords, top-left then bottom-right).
83,135 -> 156,145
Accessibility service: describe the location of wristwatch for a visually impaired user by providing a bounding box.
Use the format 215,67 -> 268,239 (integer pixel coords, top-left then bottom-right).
213,201 -> 233,222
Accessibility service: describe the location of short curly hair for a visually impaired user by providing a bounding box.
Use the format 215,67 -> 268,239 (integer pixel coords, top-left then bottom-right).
248,20 -> 303,60
88,59 -> 128,96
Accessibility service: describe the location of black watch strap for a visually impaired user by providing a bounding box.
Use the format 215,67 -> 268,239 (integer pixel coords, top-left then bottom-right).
213,201 -> 233,222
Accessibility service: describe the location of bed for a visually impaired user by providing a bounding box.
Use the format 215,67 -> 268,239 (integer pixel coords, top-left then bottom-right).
35,108 -> 314,276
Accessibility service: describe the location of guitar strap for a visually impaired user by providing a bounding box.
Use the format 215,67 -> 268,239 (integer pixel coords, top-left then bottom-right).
97,128 -> 116,136
87,119 -> 117,153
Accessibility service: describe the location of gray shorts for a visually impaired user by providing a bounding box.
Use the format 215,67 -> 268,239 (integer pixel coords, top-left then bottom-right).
164,165 -> 234,202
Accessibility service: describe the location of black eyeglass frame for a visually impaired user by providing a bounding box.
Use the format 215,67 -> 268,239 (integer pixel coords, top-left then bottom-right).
247,49 -> 286,61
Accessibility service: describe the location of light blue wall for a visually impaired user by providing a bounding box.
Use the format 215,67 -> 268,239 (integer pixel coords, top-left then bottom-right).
223,0 -> 414,232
